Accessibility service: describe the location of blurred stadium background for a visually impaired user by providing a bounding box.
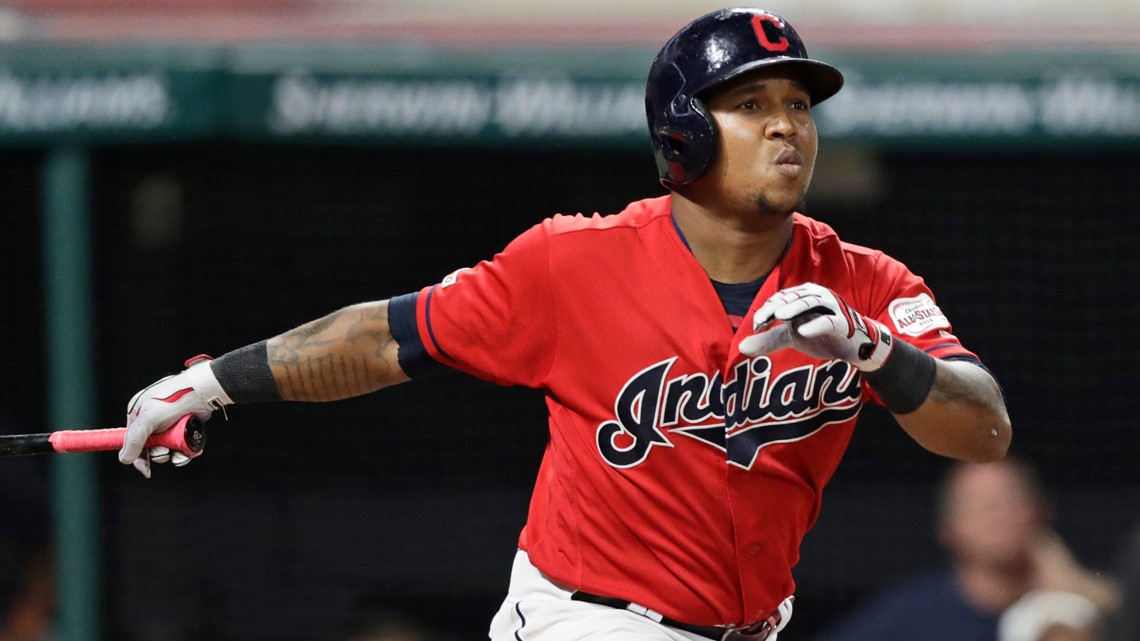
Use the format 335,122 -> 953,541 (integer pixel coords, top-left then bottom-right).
0,1 -> 1138,640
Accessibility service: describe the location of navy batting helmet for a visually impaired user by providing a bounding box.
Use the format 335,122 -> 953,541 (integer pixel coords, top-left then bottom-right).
646,8 -> 844,186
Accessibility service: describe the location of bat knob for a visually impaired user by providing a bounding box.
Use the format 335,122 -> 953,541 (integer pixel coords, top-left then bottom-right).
180,416 -> 208,454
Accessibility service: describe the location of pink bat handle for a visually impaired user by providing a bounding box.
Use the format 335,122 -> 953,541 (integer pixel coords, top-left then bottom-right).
48,415 -> 206,457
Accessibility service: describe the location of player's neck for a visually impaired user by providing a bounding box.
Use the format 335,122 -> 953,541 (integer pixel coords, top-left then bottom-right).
671,194 -> 793,284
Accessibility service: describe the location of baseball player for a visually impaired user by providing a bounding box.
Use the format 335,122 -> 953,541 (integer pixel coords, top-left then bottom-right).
120,8 -> 1011,641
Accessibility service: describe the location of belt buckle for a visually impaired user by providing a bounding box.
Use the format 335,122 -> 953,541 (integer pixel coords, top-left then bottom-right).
720,621 -> 770,641
721,606 -> 784,641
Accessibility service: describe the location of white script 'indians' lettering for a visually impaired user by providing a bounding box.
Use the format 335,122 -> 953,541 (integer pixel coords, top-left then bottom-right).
596,356 -> 863,470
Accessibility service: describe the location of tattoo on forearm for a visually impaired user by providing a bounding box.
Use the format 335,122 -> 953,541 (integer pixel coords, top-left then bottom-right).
267,303 -> 401,401
928,363 -> 998,411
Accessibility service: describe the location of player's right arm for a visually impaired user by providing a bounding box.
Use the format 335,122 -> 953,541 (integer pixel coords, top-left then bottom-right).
121,218 -> 557,476
118,299 -> 409,476
266,300 -> 409,401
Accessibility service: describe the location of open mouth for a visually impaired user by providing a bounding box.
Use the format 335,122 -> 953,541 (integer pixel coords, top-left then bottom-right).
773,148 -> 804,177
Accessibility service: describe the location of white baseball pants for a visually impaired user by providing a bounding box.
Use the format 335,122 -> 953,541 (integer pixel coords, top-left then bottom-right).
487,550 -> 787,641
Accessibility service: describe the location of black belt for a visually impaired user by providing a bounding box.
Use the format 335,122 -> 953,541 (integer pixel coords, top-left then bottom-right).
570,591 -> 776,641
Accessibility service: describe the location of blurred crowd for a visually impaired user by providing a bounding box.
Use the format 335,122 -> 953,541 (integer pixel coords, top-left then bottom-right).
817,457 -> 1134,641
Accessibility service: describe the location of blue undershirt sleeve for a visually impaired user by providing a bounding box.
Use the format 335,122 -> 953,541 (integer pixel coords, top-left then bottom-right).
388,292 -> 449,379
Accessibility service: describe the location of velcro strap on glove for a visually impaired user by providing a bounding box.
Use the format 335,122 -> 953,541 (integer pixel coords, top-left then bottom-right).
854,320 -> 894,372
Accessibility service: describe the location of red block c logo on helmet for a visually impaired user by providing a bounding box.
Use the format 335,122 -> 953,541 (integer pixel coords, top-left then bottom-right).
750,15 -> 790,52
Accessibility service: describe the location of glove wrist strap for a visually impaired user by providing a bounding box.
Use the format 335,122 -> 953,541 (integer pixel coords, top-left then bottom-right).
861,339 -> 937,414
856,321 -> 894,372
184,358 -> 233,408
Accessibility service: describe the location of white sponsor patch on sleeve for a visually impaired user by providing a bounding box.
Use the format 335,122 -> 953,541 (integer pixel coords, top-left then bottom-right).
440,267 -> 471,288
888,293 -> 950,337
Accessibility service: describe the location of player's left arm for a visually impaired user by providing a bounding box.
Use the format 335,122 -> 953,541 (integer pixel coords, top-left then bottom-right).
740,283 -> 1010,463
890,358 -> 1010,462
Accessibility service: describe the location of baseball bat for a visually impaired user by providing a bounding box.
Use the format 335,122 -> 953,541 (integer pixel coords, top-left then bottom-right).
0,414 -> 206,458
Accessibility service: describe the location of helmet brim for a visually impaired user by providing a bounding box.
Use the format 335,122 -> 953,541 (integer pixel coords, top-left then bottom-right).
700,57 -> 845,107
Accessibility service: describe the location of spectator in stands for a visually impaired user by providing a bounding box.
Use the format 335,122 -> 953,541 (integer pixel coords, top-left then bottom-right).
0,538 -> 54,641
815,457 -> 1119,641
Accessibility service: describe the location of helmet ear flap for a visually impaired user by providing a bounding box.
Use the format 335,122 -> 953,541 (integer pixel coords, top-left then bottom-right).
653,129 -> 690,185
656,129 -> 686,160
648,68 -> 718,186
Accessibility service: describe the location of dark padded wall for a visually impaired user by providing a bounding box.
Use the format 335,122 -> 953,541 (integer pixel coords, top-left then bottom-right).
14,142 -> 1134,640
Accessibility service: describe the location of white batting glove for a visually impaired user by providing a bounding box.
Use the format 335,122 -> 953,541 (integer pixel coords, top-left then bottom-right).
739,283 -> 894,372
120,356 -> 232,478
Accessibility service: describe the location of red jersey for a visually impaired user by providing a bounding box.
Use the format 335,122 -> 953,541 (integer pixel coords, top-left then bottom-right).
389,195 -> 977,626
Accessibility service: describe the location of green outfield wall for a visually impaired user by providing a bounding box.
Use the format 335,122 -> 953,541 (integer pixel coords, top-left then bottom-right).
0,44 -> 1137,148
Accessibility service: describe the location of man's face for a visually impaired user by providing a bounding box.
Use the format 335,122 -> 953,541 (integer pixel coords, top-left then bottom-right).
939,462 -> 1044,568
695,66 -> 819,219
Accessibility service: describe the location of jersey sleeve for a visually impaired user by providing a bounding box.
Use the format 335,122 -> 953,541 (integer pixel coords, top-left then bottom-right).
395,221 -> 557,388
862,252 -> 978,361
859,252 -> 985,404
